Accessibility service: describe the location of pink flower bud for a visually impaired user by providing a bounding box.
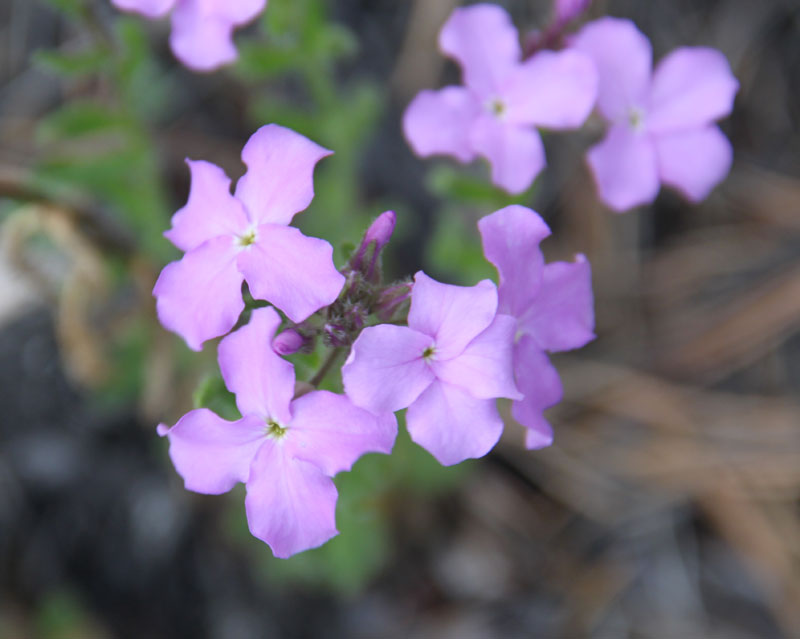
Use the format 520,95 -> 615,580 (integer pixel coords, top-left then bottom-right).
272,329 -> 305,356
350,211 -> 396,280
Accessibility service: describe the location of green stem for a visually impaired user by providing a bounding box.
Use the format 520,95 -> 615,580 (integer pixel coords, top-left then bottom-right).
309,347 -> 343,388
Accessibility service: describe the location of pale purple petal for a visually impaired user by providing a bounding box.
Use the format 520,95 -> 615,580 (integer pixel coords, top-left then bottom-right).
287,390 -> 398,476
469,116 -> 546,194
402,87 -> 481,163
169,0 -> 237,71
237,224 -> 344,324
510,337 -> 562,450
234,124 -> 332,226
647,47 -> 739,134
439,4 -> 520,96
153,236 -> 244,351
587,124 -> 660,211
571,17 -> 652,121
164,160 -> 250,252
112,0 -> 175,18
519,256 -> 595,352
432,314 -> 521,400
478,205 -> 551,318
159,409 -> 266,494
655,125 -> 733,202
406,380 -> 504,466
218,307 -> 294,423
503,49 -> 597,129
408,271 -> 498,360
245,441 -> 338,558
342,324 -> 435,414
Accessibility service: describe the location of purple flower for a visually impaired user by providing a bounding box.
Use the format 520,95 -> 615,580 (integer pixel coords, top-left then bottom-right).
478,205 -> 594,448
342,272 -> 521,466
158,307 -> 397,558
402,3 -> 597,194
571,17 -> 739,211
111,0 -> 265,71
153,124 -> 345,351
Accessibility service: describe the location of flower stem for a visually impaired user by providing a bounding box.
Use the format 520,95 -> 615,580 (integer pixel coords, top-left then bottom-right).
309,347 -> 343,388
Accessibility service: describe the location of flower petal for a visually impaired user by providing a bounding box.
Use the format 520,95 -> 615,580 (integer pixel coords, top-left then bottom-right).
519,256 -> 595,352
432,314 -> 521,400
406,380 -> 504,466
503,49 -> 597,129
571,17 -> 652,121
164,160 -> 250,252
287,390 -> 398,476
647,47 -> 738,134
159,409 -> 266,494
245,441 -> 338,558
342,324 -> 435,414
655,125 -> 733,203
510,337 -> 563,450
439,4 -> 520,96
237,224 -> 344,324
218,307 -> 295,423
469,116 -> 546,195
112,0 -> 175,18
169,0 -> 264,71
587,124 -> 660,211
478,205 -> 551,318
234,124 -> 332,226
408,271 -> 498,360
153,236 -> 244,351
402,87 -> 481,163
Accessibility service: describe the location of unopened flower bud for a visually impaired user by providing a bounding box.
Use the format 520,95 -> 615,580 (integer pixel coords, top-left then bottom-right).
350,210 -> 396,281
273,329 -> 305,356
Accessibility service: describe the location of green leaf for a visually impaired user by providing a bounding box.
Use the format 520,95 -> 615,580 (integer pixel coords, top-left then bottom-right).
34,48 -> 109,76
193,375 -> 240,421
40,0 -> 85,18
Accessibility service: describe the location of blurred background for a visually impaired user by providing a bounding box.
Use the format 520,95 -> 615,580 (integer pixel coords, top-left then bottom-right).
1,0 -> 799,637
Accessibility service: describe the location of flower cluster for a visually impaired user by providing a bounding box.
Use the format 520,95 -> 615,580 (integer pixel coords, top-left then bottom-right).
111,0 -> 266,71
403,3 -> 738,211
150,0 -> 737,559
155,125 -> 595,556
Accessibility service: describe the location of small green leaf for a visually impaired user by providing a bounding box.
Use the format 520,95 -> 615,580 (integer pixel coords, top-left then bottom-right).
193,375 -> 240,421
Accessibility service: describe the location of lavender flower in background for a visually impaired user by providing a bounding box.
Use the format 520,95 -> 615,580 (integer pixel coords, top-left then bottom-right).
478,205 -> 594,449
153,124 -> 344,351
571,17 -> 739,211
158,307 -> 397,558
403,3 -> 597,194
343,272 -> 521,466
111,0 -> 266,71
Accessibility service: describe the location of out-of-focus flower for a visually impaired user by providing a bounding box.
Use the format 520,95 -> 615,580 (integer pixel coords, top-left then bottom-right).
478,205 -> 594,448
111,0 -> 266,71
158,307 -> 397,558
571,17 -> 739,211
342,272 -> 521,466
153,124 -> 344,351
403,3 -> 597,194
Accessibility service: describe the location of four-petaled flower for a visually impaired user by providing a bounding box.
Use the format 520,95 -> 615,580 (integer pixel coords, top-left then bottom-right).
153,124 -> 345,351
478,205 -> 594,448
111,0 -> 266,71
342,272 -> 521,466
158,307 -> 397,558
571,17 -> 739,211
403,3 -> 598,194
